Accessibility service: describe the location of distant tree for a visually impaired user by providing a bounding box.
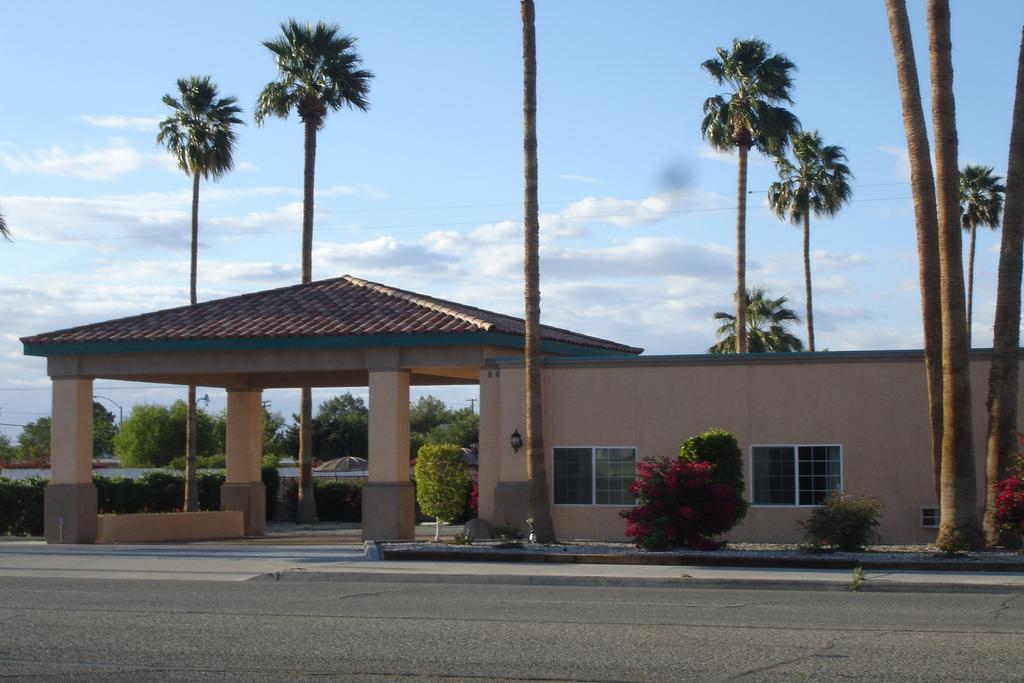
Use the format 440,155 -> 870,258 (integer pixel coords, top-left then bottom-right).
958,164 -> 1005,340
709,287 -> 804,353
424,408 -> 479,449
768,130 -> 853,351
410,396 -> 450,435
114,401 -> 219,467
262,409 -> 287,457
92,402 -> 118,457
414,443 -> 469,541
282,393 -> 369,461
255,18 -> 373,523
16,417 -> 52,463
701,37 -> 800,353
0,433 -> 14,461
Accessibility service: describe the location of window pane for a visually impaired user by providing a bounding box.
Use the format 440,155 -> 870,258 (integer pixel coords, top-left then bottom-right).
753,447 -> 795,504
797,446 -> 841,505
553,448 -> 593,504
595,448 -> 636,505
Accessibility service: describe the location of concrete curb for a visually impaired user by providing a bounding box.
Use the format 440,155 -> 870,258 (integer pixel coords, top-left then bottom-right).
249,569 -> 1024,594
379,548 -> 1024,572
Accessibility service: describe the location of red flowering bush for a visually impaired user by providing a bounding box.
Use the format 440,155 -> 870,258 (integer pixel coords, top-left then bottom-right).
993,453 -> 1024,540
621,458 -> 744,550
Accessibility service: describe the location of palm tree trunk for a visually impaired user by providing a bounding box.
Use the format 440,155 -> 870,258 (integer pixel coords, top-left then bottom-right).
296,115 -> 319,524
984,27 -> 1024,546
184,171 -> 201,513
735,145 -> 749,354
966,221 -> 977,344
522,0 -> 555,544
929,0 -> 982,548
886,0 -> 944,503
803,212 -> 815,352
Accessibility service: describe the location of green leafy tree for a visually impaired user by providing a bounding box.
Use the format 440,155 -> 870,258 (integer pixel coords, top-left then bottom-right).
114,401 -> 220,467
262,409 -> 287,458
414,443 -> 469,541
92,402 -> 118,457
424,408 -> 479,449
701,38 -> 800,353
410,396 -> 450,435
959,164 -> 1005,340
255,18 -> 373,523
0,432 -> 17,462
282,393 -> 369,461
16,417 -> 51,463
709,287 -> 804,353
768,130 -> 853,351
158,75 -> 243,512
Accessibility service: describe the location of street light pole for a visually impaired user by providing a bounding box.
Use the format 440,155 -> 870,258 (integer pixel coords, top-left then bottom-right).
93,394 -> 123,427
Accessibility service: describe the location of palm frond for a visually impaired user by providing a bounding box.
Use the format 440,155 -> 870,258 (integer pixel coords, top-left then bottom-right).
0,208 -> 11,242
158,75 -> 244,179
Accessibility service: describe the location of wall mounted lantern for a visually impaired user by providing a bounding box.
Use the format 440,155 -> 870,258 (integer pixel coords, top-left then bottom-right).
510,429 -> 523,453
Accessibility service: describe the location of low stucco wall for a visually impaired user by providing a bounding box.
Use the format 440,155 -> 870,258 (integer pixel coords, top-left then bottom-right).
96,511 -> 244,543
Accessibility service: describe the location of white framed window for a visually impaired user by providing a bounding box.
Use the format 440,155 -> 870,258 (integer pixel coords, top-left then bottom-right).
751,444 -> 841,506
553,447 -> 637,505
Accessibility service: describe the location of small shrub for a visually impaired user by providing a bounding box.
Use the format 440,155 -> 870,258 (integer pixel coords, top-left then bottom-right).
937,530 -> 971,557
136,471 -> 184,512
621,458 -> 744,551
799,494 -> 881,551
196,471 -> 225,510
414,444 -> 468,540
449,532 -> 472,546
679,428 -> 748,526
491,523 -> 522,541
993,452 -> 1024,543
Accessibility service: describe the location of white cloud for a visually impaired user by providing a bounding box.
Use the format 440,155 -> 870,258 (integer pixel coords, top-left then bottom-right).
877,145 -> 911,181
1,140 -> 151,180
79,115 -> 162,131
560,173 -> 601,185
314,236 -> 456,278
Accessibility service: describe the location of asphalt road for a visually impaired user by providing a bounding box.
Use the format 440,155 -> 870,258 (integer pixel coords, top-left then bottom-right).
0,577 -> 1021,681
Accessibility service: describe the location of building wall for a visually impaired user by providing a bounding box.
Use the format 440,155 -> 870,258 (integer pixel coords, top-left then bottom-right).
482,352 -> 1017,544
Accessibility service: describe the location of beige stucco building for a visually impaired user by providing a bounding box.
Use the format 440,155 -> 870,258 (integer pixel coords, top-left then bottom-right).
22,275 -> 1013,545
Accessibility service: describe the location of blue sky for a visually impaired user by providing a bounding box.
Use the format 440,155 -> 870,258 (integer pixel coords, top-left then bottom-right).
1,0 -> 1023,440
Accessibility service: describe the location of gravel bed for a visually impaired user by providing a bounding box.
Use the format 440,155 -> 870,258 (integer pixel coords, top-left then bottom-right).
381,539 -> 1024,565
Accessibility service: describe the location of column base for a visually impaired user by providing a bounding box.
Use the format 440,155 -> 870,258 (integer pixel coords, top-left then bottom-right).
44,483 -> 97,544
221,482 -> 266,536
494,482 -> 529,536
362,482 -> 415,541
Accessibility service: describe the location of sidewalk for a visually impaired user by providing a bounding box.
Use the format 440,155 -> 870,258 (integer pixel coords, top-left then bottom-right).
1,539 -> 1022,593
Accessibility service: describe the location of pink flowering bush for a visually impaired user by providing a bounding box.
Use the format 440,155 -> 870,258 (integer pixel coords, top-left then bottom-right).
993,453 -> 1024,540
621,458 -> 744,551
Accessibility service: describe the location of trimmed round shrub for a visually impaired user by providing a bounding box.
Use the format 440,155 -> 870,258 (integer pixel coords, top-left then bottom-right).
621,458 -> 744,550
414,443 -> 468,527
799,493 -> 882,551
680,428 -> 745,498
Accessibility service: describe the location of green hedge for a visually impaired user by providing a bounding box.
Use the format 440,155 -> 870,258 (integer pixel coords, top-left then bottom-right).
0,478 -> 47,536
284,478 -> 363,522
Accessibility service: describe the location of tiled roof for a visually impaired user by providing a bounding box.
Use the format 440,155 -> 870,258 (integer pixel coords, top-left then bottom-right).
21,275 -> 643,355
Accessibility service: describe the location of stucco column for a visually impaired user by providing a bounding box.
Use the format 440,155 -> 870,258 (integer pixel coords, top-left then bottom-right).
362,368 -> 414,540
477,367 -> 500,523
45,377 -> 97,543
494,365 -> 529,531
221,388 -> 265,536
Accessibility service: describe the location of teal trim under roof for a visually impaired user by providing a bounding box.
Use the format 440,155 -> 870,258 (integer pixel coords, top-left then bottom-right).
23,331 -> 639,359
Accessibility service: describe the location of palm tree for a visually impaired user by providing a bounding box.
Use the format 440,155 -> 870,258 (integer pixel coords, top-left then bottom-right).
929,0 -> 982,549
701,38 -> 800,354
0,209 -> 10,242
255,19 -> 373,523
959,164 -> 1005,340
768,131 -> 852,352
158,76 -> 242,513
984,28 -> 1024,546
521,0 -> 555,544
885,0 -> 944,504
708,287 -> 804,353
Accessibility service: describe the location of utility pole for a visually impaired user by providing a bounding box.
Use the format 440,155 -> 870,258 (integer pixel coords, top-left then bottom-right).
466,398 -> 477,413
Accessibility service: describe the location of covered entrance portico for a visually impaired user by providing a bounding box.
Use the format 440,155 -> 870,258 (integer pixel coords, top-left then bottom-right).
23,275 -> 639,544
